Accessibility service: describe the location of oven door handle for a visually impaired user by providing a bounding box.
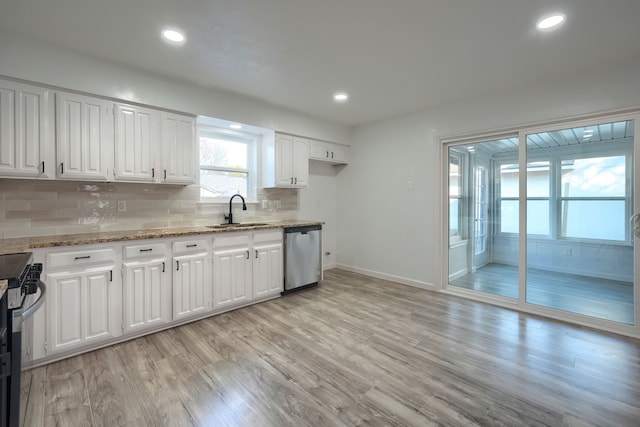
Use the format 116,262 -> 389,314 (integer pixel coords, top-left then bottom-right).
22,280 -> 46,321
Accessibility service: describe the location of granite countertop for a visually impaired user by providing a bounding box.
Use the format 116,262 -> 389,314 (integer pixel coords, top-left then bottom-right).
0,280 -> 7,300
0,220 -> 323,255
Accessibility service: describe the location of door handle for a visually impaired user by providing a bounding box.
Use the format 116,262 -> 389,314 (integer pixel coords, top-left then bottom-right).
630,213 -> 640,237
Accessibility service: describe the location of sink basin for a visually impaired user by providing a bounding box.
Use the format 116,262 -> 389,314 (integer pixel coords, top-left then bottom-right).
206,222 -> 269,229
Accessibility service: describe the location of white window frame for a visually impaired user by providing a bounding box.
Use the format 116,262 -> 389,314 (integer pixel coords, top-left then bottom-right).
448,151 -> 465,244
495,138 -> 633,245
197,116 -> 272,204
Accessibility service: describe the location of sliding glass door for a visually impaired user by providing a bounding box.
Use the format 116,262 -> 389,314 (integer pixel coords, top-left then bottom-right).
446,114 -> 639,332
448,139 -> 520,299
525,119 -> 635,324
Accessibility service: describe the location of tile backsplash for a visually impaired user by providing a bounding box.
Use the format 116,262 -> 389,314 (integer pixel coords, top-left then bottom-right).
0,179 -> 298,238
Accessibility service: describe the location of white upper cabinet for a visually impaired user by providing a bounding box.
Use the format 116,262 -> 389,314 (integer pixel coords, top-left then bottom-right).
160,112 -> 195,184
263,133 -> 309,188
114,103 -> 159,182
56,92 -> 113,180
309,140 -> 349,164
0,80 -> 54,178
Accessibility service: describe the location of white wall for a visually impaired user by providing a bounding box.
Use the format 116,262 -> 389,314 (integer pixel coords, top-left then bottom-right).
0,32 -> 349,143
298,161 -> 344,269
337,57 -> 640,288
0,32 -> 350,257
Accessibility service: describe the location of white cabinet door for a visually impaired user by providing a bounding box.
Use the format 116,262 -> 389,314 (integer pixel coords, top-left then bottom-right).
123,258 -> 170,333
161,112 -> 195,184
213,247 -> 252,310
291,136 -> 309,187
272,133 -> 308,188
56,92 -> 113,180
309,140 -> 348,164
252,242 -> 283,300
46,264 -> 121,355
0,80 -> 54,178
274,133 -> 294,187
114,104 -> 158,182
173,252 -> 212,321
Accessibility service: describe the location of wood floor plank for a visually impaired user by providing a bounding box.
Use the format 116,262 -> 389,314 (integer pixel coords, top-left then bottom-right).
19,268 -> 640,426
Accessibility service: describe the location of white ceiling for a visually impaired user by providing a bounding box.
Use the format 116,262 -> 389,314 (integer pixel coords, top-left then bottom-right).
1,0 -> 640,126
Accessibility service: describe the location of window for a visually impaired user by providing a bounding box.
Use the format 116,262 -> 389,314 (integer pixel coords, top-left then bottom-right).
498,152 -> 631,242
498,163 -> 519,234
197,116 -> 270,202
449,152 -> 463,240
474,166 -> 488,254
560,155 -> 627,240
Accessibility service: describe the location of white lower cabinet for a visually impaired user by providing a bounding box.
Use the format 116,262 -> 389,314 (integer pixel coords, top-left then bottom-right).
25,228 -> 288,366
172,239 -> 212,321
44,245 -> 122,356
212,234 -> 252,310
213,230 -> 283,310
252,232 -> 284,300
122,241 -> 171,333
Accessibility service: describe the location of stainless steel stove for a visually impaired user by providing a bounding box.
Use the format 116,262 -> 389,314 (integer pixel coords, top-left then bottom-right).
0,252 -> 46,427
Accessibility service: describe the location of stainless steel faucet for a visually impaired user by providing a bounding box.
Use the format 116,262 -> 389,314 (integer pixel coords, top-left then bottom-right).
224,193 -> 247,224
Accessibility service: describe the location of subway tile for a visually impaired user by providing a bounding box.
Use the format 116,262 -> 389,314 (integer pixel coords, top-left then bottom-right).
6,210 -> 56,219
5,226 -> 57,238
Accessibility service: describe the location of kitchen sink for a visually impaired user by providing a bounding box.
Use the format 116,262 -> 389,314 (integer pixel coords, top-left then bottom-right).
206,222 -> 269,229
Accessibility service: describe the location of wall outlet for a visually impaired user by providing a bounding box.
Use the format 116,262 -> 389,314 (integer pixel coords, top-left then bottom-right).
262,200 -> 268,210
407,180 -> 415,191
276,200 -> 281,209
564,248 -> 572,256
117,201 -> 126,212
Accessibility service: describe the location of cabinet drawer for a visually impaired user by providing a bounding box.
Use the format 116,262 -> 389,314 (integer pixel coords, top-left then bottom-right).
253,229 -> 283,244
173,239 -> 208,254
123,242 -> 167,259
212,232 -> 250,248
47,248 -> 116,269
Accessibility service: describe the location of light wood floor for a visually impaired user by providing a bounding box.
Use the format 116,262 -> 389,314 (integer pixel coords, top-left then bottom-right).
450,263 -> 635,324
21,269 -> 640,426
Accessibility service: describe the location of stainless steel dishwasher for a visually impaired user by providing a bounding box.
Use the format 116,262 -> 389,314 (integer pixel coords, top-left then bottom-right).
283,225 -> 322,294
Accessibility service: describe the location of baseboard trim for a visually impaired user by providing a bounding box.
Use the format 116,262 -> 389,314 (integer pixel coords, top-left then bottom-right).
335,264 -> 437,291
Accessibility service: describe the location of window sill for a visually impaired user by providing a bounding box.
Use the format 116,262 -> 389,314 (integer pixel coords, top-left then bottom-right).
198,199 -> 259,205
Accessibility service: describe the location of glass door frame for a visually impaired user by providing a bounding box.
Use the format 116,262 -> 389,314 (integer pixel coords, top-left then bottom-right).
441,110 -> 640,339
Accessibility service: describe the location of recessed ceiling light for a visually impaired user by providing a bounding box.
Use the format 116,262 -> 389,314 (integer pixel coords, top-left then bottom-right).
161,28 -> 185,45
536,13 -> 566,31
333,92 -> 349,102
229,124 -> 242,130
